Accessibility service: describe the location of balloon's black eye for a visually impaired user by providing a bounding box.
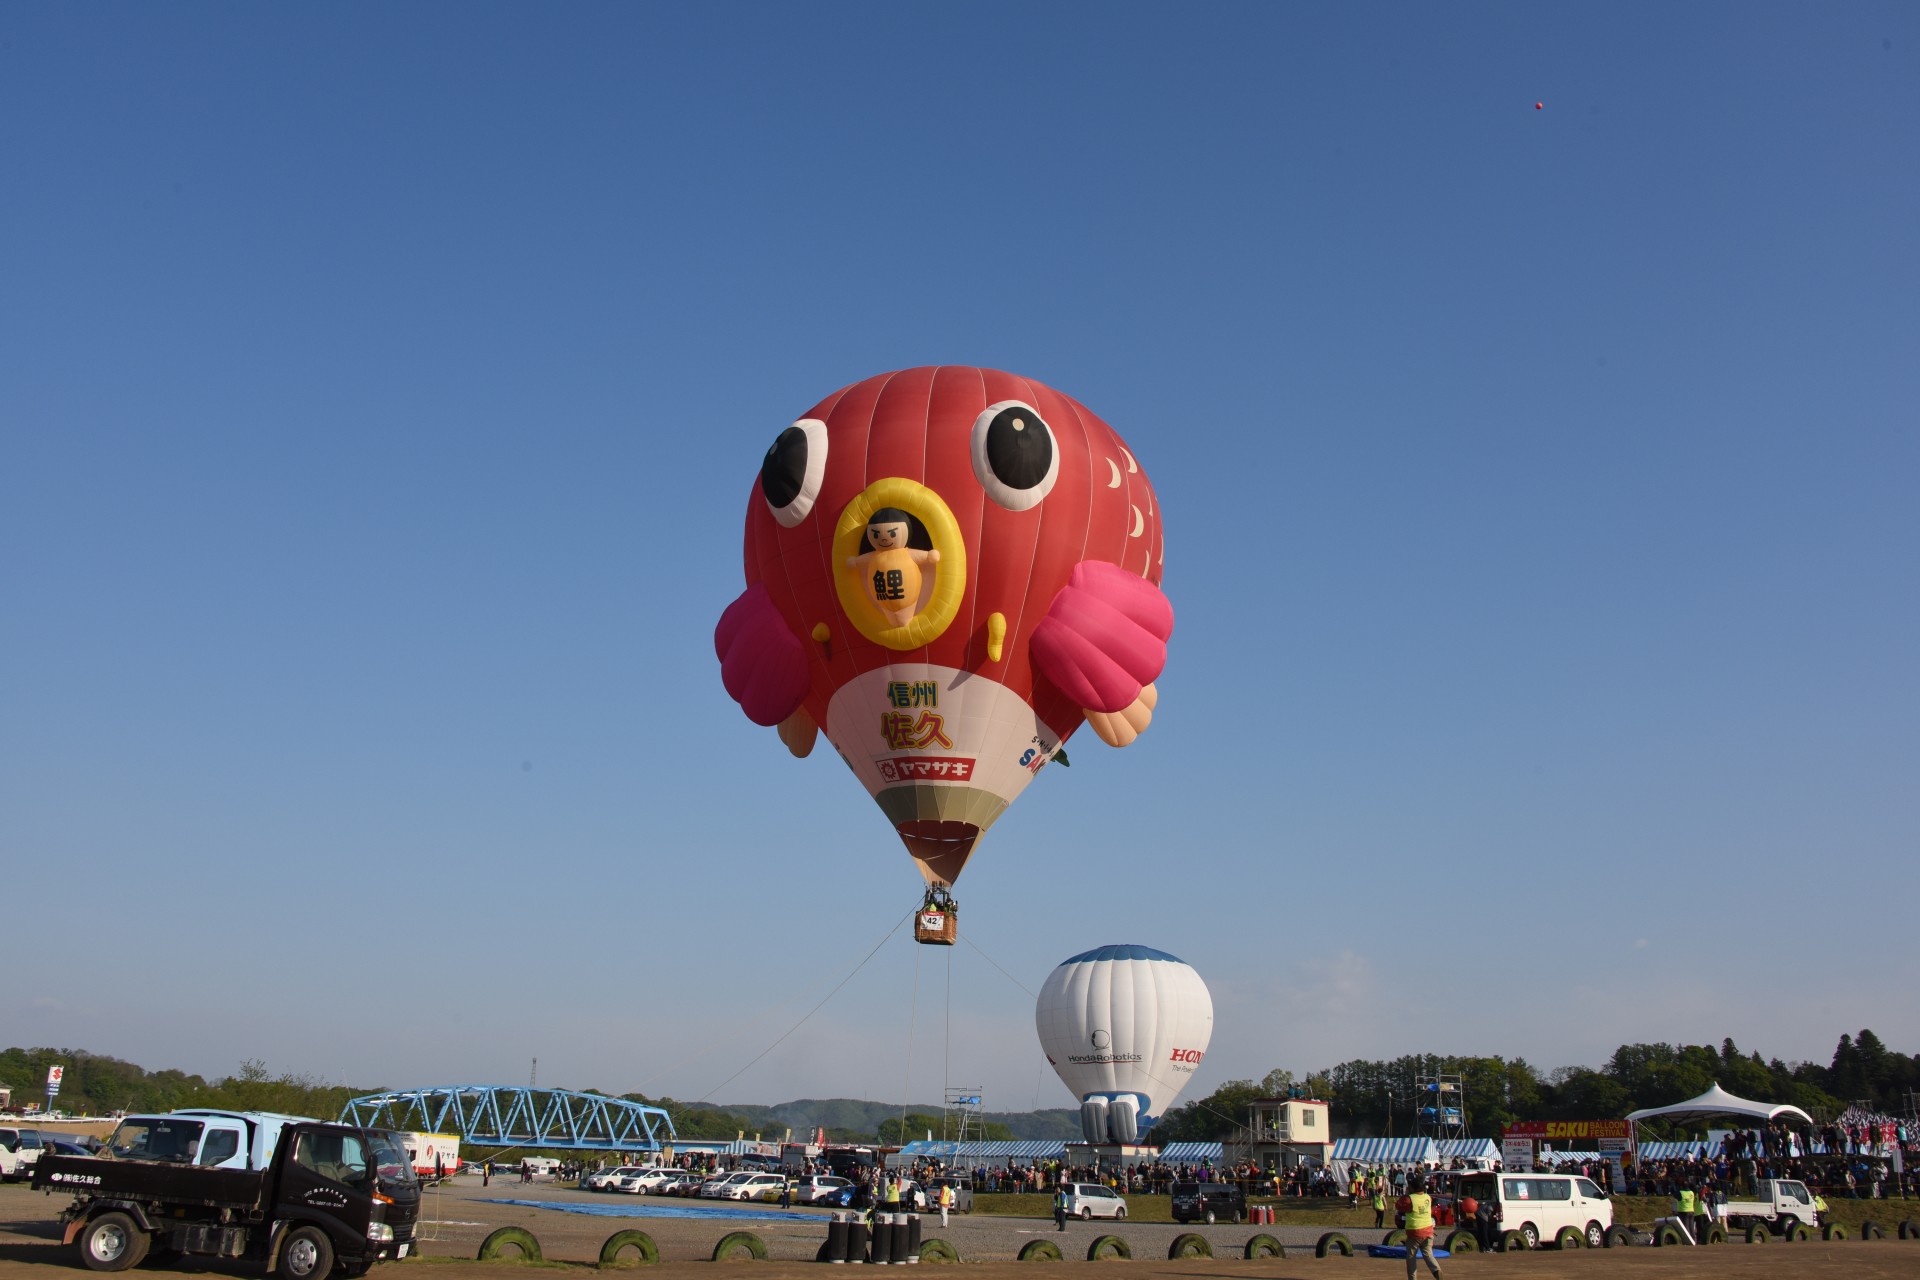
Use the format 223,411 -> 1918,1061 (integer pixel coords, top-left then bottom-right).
971,401 -> 1059,511
760,419 -> 827,527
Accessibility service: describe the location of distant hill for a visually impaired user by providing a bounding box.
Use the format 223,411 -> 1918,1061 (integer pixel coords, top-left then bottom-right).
716,1097 -> 1080,1141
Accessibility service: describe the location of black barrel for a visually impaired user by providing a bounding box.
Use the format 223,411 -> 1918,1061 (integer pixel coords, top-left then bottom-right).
869,1213 -> 893,1265
906,1214 -> 922,1263
826,1213 -> 850,1263
888,1215 -> 910,1263
848,1214 -> 869,1264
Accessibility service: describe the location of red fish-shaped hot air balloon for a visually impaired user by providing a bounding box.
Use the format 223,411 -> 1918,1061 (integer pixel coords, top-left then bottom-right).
715,368 -> 1172,926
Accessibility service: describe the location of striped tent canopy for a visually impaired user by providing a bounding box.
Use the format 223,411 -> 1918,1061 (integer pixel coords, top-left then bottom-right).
1329,1137 -> 1439,1165
1435,1139 -> 1499,1164
1156,1142 -> 1224,1163
1537,1150 -> 1601,1163
1635,1141 -> 1707,1161
894,1139 -> 1067,1162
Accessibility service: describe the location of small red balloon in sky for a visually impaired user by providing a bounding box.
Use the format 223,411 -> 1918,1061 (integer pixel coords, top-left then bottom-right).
1535,102 -> 1544,110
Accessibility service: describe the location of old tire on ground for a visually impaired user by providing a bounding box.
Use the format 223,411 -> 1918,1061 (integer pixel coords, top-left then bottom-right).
1167,1234 -> 1211,1260
1017,1240 -> 1062,1261
1314,1232 -> 1353,1258
1654,1223 -> 1683,1248
1782,1221 -> 1811,1242
711,1232 -> 768,1262
1442,1229 -> 1477,1254
1085,1236 -> 1130,1261
1603,1225 -> 1631,1248
1243,1234 -> 1285,1259
1745,1222 -> 1770,1244
1381,1228 -> 1405,1247
277,1226 -> 335,1280
1860,1221 -> 1883,1239
1822,1223 -> 1848,1242
1899,1219 -> 1917,1240
1555,1225 -> 1584,1250
1706,1226 -> 1726,1244
918,1239 -> 960,1263
478,1227 -> 544,1262
1499,1230 -> 1528,1253
79,1213 -> 150,1273
598,1230 -> 659,1267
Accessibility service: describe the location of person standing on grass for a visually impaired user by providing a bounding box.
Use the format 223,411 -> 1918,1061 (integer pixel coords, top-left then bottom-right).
1394,1174 -> 1442,1280
1372,1181 -> 1387,1229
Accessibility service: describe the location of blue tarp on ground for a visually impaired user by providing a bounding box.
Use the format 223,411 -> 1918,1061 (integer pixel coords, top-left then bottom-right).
1368,1246 -> 1452,1259
485,1198 -> 819,1223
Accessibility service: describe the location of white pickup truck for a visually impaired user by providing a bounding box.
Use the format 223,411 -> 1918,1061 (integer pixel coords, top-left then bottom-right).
0,1128 -> 48,1182
1720,1178 -> 1820,1233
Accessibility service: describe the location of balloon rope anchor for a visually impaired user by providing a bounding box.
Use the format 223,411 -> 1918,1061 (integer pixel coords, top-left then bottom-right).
914,886 -> 958,946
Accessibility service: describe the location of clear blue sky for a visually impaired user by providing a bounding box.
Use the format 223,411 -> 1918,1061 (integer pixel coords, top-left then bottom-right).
5,3 -> 1914,1119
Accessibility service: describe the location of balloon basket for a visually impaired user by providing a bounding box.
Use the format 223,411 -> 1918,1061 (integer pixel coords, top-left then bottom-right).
914,887 -> 957,946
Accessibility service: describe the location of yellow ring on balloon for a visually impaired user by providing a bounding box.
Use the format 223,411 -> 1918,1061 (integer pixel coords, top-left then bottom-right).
834,478 -> 967,651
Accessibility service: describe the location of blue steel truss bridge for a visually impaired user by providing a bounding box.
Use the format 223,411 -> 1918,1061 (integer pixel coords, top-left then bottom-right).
339,1086 -> 677,1153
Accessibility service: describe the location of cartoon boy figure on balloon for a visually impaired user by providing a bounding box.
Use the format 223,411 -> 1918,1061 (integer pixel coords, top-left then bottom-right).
846,508 -> 940,628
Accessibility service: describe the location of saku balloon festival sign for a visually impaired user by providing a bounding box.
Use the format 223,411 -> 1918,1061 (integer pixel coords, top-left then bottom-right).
715,367 -> 1174,934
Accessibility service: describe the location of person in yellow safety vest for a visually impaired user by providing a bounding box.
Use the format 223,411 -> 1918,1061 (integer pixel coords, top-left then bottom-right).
938,1181 -> 953,1227
1394,1174 -> 1442,1280
1673,1184 -> 1698,1243
885,1175 -> 902,1207
1372,1182 -> 1387,1229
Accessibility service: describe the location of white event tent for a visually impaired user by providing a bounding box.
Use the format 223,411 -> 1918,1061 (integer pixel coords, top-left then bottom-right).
1625,1082 -> 1814,1132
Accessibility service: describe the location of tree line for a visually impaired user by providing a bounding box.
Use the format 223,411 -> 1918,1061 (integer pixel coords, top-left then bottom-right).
1149,1030 -> 1919,1142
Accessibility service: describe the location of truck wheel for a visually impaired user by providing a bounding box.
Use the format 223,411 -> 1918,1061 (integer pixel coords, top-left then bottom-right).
277,1226 -> 335,1280
598,1230 -> 659,1267
1168,1234 -> 1212,1259
80,1213 -> 150,1273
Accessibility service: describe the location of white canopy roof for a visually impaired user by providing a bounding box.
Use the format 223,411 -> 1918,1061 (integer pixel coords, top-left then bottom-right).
1625,1082 -> 1813,1126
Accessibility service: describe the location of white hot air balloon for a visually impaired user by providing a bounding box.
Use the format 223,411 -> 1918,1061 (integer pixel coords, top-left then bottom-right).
1035,944 -> 1214,1144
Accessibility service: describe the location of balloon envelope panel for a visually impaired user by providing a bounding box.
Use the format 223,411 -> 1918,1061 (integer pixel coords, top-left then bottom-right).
1035,945 -> 1213,1141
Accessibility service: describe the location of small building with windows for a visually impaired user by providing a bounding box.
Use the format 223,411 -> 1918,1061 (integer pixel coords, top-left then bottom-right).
1222,1097 -> 1332,1169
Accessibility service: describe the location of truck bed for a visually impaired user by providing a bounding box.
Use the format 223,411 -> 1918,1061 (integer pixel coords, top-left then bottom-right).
33,1154 -> 268,1211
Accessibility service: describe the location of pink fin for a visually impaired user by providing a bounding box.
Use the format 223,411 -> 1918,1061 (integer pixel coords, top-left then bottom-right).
1030,562 -> 1174,713
715,584 -> 810,727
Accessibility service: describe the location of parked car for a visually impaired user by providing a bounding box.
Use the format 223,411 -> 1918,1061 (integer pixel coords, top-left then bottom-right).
659,1172 -> 706,1196
1171,1180 -> 1245,1224
723,1172 -> 789,1200
1455,1172 -> 1613,1250
1061,1182 -> 1128,1220
700,1171 -> 758,1198
814,1183 -> 858,1208
793,1175 -> 853,1204
623,1169 -> 685,1194
585,1165 -> 651,1192
926,1175 -> 974,1213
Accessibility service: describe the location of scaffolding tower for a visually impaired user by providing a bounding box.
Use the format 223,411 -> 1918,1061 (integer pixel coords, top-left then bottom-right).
1414,1072 -> 1466,1141
943,1087 -> 985,1143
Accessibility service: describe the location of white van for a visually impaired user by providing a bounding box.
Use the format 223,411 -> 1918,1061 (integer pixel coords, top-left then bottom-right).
1457,1172 -> 1612,1249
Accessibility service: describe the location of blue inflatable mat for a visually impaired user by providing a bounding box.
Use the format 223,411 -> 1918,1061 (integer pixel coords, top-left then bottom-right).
1366,1245 -> 1452,1258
